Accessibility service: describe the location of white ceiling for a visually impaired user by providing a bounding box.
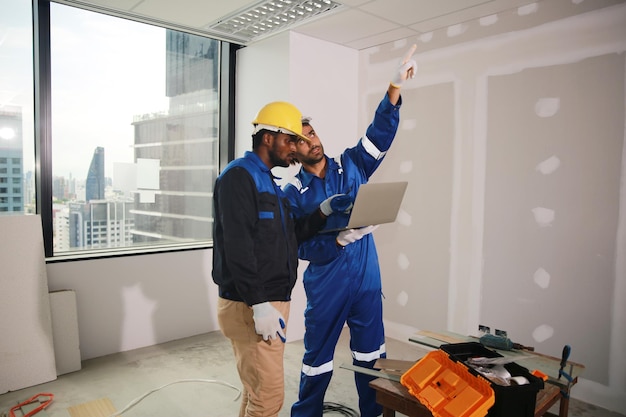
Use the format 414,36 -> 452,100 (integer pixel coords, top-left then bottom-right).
56,0 -> 624,50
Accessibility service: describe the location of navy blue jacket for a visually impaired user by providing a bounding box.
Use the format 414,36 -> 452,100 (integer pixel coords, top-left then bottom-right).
212,151 -> 325,305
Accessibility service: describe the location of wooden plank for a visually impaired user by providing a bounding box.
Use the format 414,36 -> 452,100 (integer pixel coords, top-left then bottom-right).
534,383 -> 562,416
415,330 -> 468,344
67,398 -> 119,417
369,378 -> 433,417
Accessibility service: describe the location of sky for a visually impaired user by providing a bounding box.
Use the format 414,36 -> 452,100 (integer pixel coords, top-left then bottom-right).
1,0 -> 168,181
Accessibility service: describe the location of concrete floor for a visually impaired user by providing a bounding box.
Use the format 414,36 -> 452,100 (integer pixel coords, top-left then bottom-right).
1,329 -> 623,417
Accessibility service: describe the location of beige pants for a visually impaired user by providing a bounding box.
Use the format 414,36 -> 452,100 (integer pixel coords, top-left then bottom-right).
217,297 -> 290,417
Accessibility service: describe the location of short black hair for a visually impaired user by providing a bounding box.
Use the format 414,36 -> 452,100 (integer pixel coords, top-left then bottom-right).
252,129 -> 275,150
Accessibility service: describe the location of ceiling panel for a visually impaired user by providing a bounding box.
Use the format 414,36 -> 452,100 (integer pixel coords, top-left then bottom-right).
57,0 -> 625,50
344,27 -> 419,50
407,0 -> 536,33
359,0 -> 493,26
131,0 -> 255,28
77,0 -> 142,10
290,8 -> 400,45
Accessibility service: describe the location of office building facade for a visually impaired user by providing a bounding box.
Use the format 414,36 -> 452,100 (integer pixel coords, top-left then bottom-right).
130,31 -> 218,245
0,106 -> 24,213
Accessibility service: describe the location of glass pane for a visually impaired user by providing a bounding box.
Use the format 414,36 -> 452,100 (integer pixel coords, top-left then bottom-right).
0,0 -> 35,215
50,4 -> 219,255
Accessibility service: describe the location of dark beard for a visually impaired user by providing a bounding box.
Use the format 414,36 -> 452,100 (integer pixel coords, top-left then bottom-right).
298,151 -> 324,166
269,151 -> 292,168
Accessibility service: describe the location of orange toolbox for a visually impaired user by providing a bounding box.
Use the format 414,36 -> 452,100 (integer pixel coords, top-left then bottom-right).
401,342 -> 544,417
400,349 -> 495,417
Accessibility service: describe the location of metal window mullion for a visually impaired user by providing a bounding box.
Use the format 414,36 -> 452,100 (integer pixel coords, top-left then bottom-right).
33,0 -> 54,258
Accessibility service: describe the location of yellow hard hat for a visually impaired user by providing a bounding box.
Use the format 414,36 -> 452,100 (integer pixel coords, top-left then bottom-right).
251,101 -> 310,142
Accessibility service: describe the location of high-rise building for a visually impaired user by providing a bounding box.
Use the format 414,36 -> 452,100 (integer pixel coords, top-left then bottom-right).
0,106 -> 24,213
68,200 -> 134,249
130,31 -> 218,245
85,146 -> 105,202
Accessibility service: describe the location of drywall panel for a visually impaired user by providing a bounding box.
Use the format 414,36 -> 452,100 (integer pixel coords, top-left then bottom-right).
47,249 -> 216,360
373,82 -> 455,333
0,214 -> 57,393
480,53 -> 624,384
235,32 -> 290,159
50,290 -> 82,375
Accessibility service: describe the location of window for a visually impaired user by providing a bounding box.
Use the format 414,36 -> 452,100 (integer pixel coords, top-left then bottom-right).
1,0 -> 235,260
0,0 -> 33,216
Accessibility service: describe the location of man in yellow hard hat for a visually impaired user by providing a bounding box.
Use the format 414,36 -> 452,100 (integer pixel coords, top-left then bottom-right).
212,101 -> 353,417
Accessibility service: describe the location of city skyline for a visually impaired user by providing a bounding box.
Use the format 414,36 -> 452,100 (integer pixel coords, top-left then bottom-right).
2,0 -> 169,180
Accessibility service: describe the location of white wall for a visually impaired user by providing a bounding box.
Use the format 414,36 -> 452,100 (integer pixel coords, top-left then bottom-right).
47,249 -> 218,360
235,33 -> 290,159
364,4 -> 626,414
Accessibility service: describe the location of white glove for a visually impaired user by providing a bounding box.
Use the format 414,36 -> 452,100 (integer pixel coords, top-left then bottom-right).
336,225 -> 379,247
390,44 -> 417,88
319,194 -> 354,216
252,302 -> 286,342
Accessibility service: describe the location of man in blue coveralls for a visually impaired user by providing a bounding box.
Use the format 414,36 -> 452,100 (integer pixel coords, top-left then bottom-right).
283,45 -> 417,417
213,101 -> 353,417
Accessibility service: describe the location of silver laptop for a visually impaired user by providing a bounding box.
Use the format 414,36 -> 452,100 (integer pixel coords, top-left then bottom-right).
321,181 -> 408,233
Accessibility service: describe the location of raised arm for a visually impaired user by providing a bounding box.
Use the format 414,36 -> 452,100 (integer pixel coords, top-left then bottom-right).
388,44 -> 417,105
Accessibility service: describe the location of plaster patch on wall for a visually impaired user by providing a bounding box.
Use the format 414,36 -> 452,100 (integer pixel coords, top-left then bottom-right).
403,118 -> 418,130
535,97 -> 560,117
397,290 -> 409,307
447,23 -> 468,38
572,0 -> 584,4
121,283 -> 157,347
397,252 -> 410,270
479,14 -> 499,26
399,160 -> 413,174
396,209 -> 412,226
533,267 -> 551,289
419,32 -> 433,43
532,324 -> 554,343
536,156 -> 561,175
518,3 -> 539,16
532,207 -> 555,227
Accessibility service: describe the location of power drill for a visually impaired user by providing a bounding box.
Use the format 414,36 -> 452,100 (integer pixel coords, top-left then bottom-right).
478,330 -> 534,351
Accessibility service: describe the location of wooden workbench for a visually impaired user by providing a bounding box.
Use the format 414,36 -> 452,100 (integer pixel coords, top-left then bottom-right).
370,377 -> 568,417
366,329 -> 585,417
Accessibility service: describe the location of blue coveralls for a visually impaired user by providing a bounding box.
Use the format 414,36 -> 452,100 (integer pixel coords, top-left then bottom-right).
284,93 -> 402,417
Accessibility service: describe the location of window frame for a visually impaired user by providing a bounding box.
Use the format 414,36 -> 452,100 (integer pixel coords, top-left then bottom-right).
32,0 -> 237,260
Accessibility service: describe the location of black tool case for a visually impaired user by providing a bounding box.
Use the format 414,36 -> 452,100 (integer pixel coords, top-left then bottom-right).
440,342 -> 544,417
